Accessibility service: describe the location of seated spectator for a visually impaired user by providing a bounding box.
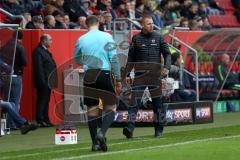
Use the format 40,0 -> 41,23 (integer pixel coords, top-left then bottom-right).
89,0 -> 98,14
81,0 -> 93,15
183,3 -> 200,20
189,19 -> 201,30
0,100 -> 38,134
102,11 -> 113,30
201,15 -> 212,30
25,15 -> 44,29
193,16 -> 203,30
112,0 -> 126,19
44,15 -> 56,29
2,0 -> 25,15
162,0 -> 181,26
96,0 -> 112,12
21,0 -> 43,15
21,12 -> 32,29
52,0 -> 65,15
169,52 -> 196,102
43,4 -> 57,17
63,0 -> 88,22
76,16 -> 87,29
213,54 -> 240,90
52,10 -> 67,29
179,17 -> 189,28
125,0 -> 140,20
199,1 -> 223,16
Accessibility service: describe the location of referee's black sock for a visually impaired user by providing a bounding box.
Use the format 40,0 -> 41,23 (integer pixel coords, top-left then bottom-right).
88,118 -> 98,145
100,110 -> 115,136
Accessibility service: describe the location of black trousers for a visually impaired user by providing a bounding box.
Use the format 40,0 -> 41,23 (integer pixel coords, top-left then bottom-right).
36,87 -> 51,123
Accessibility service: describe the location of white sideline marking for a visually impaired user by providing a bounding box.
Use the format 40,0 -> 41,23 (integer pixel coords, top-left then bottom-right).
0,138 -> 155,160
51,135 -> 240,160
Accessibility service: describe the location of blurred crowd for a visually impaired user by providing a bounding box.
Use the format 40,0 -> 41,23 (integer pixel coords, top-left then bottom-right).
0,0 -> 228,30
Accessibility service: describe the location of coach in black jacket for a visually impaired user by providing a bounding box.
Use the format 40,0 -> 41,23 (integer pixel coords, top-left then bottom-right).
122,15 -> 171,138
32,34 -> 57,127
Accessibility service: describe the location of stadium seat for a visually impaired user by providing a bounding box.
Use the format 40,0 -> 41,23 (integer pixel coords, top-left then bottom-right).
208,15 -> 240,27
215,0 -> 235,14
206,62 -> 214,75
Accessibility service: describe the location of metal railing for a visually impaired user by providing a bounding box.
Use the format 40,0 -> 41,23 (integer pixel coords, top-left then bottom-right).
0,8 -> 24,25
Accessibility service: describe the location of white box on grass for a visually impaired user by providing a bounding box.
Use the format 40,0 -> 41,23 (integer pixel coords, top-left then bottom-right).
55,129 -> 77,145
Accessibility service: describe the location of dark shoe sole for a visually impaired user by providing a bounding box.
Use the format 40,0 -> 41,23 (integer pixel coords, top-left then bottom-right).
96,135 -> 107,152
91,145 -> 101,151
123,127 -> 133,139
154,132 -> 163,138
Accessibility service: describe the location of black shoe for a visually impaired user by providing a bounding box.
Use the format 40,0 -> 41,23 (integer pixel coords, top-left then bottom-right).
91,144 -> 101,151
123,127 -> 133,139
96,131 -> 107,152
20,123 -> 38,135
154,129 -> 163,138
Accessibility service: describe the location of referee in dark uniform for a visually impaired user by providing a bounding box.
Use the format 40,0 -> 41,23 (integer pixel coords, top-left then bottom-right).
122,15 -> 171,138
74,15 -> 122,152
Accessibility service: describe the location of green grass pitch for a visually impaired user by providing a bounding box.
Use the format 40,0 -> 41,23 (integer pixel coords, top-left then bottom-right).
0,112 -> 240,160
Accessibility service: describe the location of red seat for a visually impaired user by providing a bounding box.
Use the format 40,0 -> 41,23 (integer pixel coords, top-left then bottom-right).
215,0 -> 235,12
188,62 -> 195,74
206,62 -> 214,75
208,15 -> 240,27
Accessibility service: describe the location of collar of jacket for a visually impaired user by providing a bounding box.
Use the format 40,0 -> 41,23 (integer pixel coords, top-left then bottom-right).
140,30 -> 154,38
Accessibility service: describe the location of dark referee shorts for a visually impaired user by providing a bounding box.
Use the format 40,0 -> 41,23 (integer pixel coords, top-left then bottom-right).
83,69 -> 117,107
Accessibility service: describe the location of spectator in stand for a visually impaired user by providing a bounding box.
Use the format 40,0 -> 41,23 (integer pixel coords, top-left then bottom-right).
26,15 -> 44,29
169,52 -> 196,102
89,0 -> 98,14
63,14 -> 76,29
214,54 -> 240,90
189,19 -> 201,30
52,0 -> 65,14
180,0 -> 193,18
193,16 -> 203,30
112,0 -> 126,19
199,1 -> 223,16
76,16 -> 87,29
184,3 -> 200,20
125,0 -> 138,19
179,17 -> 190,28
102,11 -> 113,30
44,15 -> 56,29
93,11 -> 106,31
162,0 -> 181,26
96,0 -> 112,12
201,15 -> 212,30
52,10 -> 67,29
135,0 -> 145,18
63,0 -> 88,22
21,12 -> 32,29
2,0 -> 25,15
21,0 -> 43,15
43,3 -> 57,17
81,0 -> 93,15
